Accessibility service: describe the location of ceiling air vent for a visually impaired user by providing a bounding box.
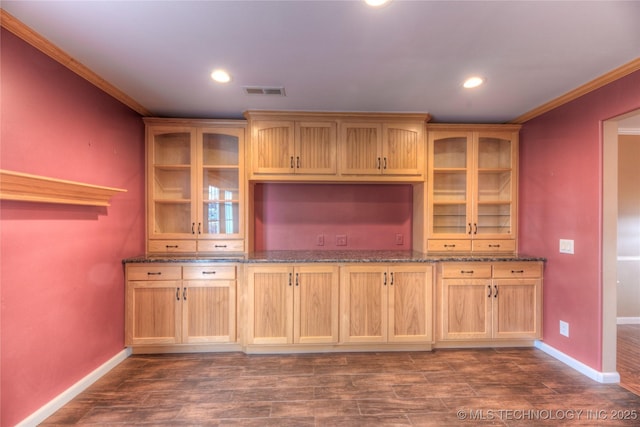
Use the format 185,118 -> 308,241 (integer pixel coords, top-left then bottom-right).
242,86 -> 286,96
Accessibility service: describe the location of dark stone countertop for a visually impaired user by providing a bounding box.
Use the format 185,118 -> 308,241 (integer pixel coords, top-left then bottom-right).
123,250 -> 545,264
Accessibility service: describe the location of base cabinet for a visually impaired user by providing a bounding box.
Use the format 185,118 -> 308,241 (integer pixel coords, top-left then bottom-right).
437,261 -> 542,342
246,264 -> 340,345
125,263 -> 237,347
340,264 -> 433,344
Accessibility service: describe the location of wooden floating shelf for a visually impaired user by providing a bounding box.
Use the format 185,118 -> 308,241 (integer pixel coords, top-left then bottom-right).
0,169 -> 127,207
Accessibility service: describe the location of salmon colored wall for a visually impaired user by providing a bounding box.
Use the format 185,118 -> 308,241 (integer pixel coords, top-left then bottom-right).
254,183 -> 412,251
519,70 -> 640,371
0,29 -> 145,426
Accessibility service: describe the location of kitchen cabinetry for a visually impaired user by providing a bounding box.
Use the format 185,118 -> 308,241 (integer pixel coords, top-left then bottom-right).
125,263 -> 237,347
249,120 -> 337,175
245,111 -> 429,181
145,118 -> 246,254
426,124 -> 520,253
246,264 -> 340,345
437,261 -> 542,342
339,121 -> 424,177
340,264 -> 433,344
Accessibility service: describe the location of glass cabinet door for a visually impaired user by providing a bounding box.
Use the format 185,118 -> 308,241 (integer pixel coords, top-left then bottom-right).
200,129 -> 242,237
430,135 -> 471,236
150,130 -> 194,237
475,135 -> 513,236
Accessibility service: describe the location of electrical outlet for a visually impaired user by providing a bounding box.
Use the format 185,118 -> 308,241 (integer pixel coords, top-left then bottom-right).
316,234 -> 324,246
336,235 -> 347,246
560,320 -> 569,337
395,234 -> 404,245
559,239 -> 574,254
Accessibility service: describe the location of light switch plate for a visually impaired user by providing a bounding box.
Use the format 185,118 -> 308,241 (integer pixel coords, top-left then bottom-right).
559,239 -> 574,254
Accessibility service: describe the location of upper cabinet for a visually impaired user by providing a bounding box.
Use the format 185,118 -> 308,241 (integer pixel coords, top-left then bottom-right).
245,111 -> 429,181
145,118 -> 246,254
426,124 -> 521,254
340,122 -> 424,176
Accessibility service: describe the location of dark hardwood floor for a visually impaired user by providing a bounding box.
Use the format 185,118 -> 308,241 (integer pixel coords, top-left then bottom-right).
618,324 -> 640,396
42,347 -> 640,426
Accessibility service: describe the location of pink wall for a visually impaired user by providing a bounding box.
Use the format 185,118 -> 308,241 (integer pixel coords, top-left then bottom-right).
254,183 -> 413,251
519,70 -> 640,371
0,29 -> 145,426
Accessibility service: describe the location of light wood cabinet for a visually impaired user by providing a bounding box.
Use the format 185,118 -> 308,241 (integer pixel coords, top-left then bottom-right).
145,118 -> 246,254
340,264 -> 433,344
340,122 -> 424,176
246,264 -> 340,345
250,120 -> 337,175
125,263 -> 237,347
426,124 -> 520,254
245,111 -> 429,181
437,261 -> 542,342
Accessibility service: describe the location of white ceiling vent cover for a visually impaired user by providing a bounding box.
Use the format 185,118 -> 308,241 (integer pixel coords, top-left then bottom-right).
242,86 -> 286,96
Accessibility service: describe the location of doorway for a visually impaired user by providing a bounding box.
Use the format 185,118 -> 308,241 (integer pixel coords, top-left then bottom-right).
602,109 -> 640,392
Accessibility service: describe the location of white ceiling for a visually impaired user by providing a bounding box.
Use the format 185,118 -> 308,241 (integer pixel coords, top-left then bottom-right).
2,0 -> 639,123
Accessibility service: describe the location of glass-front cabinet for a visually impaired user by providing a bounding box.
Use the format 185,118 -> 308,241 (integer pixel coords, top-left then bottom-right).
146,119 -> 246,254
427,124 -> 520,254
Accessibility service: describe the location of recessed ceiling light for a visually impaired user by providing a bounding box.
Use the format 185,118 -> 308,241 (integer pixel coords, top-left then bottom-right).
211,69 -> 231,83
463,76 -> 485,89
365,0 -> 392,7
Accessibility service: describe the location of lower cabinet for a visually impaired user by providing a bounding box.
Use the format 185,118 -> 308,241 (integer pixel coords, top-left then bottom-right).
125,263 -> 236,347
340,264 -> 433,344
437,261 -> 542,342
246,264 -> 340,345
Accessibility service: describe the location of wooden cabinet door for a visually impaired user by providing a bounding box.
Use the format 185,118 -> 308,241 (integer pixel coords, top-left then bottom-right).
247,265 -> 294,344
493,278 -> 541,339
441,278 -> 492,340
126,280 -> 182,345
340,123 -> 383,175
388,265 -> 433,343
294,265 -> 339,344
251,121 -> 295,174
382,123 -> 423,176
340,265 -> 387,343
295,122 -> 337,174
182,279 -> 236,343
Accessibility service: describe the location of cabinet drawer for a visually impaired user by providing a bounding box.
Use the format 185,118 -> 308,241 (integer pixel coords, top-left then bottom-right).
441,263 -> 492,279
493,262 -> 542,278
427,240 -> 472,252
127,265 -> 182,281
148,240 -> 197,253
183,265 -> 236,280
197,239 -> 244,253
472,240 -> 516,253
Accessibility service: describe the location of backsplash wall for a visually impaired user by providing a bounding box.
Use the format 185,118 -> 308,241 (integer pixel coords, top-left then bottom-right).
253,183 -> 413,251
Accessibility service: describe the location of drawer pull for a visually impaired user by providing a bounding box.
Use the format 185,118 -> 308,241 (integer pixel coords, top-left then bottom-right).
460,270 -> 474,274
468,223 -> 472,235
511,270 -> 525,274
444,244 -> 456,248
288,272 -> 292,286
383,272 -> 387,285
489,244 -> 501,248
383,157 -> 387,169
165,245 -> 178,249
147,272 -> 162,276
214,245 -> 228,248
494,285 -> 498,298
295,272 -> 299,286
377,157 -> 381,170
183,288 -> 187,300
390,272 -> 394,285
296,156 -> 300,168
191,222 -> 195,234
487,285 -> 492,297
290,156 -> 294,168
198,223 -> 202,235
176,287 -> 180,301
202,271 -> 216,275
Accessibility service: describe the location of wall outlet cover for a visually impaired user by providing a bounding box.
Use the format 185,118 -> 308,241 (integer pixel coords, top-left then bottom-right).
336,235 -> 347,246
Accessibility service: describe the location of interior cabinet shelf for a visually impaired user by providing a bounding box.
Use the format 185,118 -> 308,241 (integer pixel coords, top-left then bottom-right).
0,169 -> 126,206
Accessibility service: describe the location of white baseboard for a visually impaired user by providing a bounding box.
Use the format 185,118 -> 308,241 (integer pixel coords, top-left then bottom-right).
534,341 -> 620,384
16,347 -> 132,427
617,317 -> 640,324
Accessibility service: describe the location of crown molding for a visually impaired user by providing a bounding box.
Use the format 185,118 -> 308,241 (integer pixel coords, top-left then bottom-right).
1,9 -> 152,116
509,57 -> 640,124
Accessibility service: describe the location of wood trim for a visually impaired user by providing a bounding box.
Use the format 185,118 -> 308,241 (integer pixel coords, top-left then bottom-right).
0,169 -> 127,206
510,57 -> 640,124
0,9 -> 152,116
